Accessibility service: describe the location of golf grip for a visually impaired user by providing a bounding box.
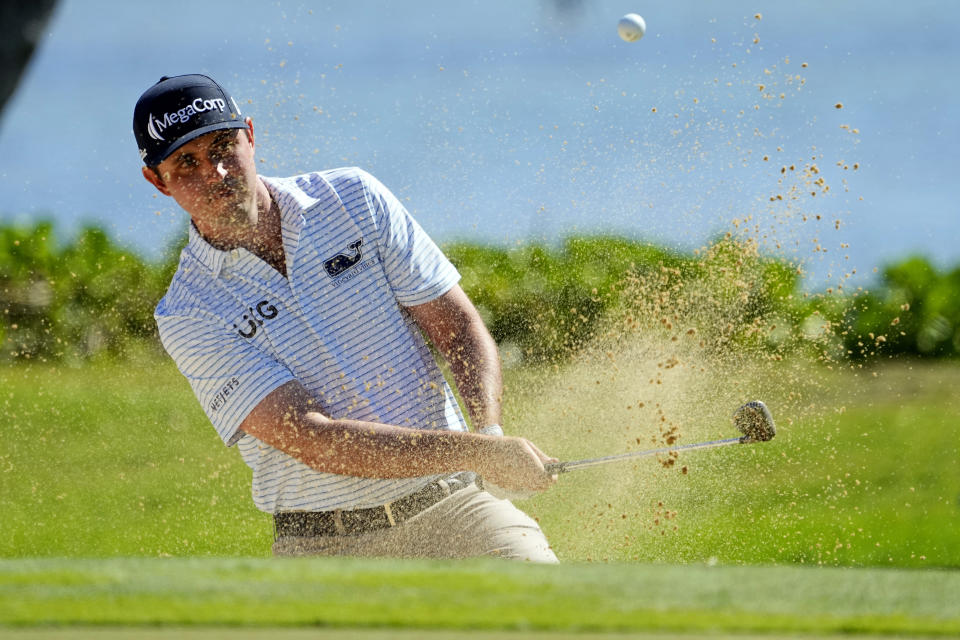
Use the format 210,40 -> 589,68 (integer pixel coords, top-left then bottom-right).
544,436 -> 748,474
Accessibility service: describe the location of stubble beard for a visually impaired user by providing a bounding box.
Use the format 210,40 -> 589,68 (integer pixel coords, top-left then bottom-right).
207,176 -> 260,231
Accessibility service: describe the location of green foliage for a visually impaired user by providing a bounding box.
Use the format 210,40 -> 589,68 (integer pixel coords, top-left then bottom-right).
0,220 -> 958,362
678,236 -> 805,354
0,221 -> 174,362
841,256 -> 960,359
446,236 -> 687,362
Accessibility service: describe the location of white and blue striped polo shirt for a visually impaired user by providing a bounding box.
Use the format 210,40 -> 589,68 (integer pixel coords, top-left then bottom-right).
155,167 -> 466,513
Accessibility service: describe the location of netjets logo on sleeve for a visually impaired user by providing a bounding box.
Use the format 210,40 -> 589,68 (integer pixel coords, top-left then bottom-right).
146,97 -> 229,142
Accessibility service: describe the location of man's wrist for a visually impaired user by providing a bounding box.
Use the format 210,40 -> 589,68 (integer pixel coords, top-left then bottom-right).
478,424 -> 503,437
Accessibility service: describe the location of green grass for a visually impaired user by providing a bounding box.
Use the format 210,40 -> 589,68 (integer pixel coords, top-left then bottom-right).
10,633 -> 904,640
1,357 -> 959,567
1,557 -> 959,635
514,356 -> 960,568
8,633 -> 918,640
1,357 -> 958,635
0,357 -> 273,557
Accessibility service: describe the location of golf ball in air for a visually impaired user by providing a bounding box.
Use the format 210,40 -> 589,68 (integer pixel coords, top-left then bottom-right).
617,13 -> 646,42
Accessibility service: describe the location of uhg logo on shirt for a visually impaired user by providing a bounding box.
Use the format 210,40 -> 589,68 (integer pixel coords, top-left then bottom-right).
234,300 -> 279,339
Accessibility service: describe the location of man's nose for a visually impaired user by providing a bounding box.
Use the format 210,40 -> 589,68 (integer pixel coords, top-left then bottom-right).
202,157 -> 228,183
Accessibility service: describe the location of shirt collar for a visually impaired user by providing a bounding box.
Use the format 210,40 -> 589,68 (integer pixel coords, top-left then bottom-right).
261,175 -> 309,257
186,222 -> 230,277
260,175 -> 319,223
184,175 -> 305,278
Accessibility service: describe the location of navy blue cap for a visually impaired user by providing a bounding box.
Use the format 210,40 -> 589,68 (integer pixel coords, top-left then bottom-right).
133,74 -> 246,166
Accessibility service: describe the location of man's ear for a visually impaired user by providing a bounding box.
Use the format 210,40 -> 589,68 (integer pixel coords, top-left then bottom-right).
243,116 -> 255,148
142,166 -> 171,196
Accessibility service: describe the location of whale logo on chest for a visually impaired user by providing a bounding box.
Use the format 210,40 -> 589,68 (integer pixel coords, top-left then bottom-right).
323,238 -> 363,278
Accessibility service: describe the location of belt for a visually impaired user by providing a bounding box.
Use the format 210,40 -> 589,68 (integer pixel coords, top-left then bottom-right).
274,472 -> 475,538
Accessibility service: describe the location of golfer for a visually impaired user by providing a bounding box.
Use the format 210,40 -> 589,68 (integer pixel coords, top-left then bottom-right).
133,74 -> 558,562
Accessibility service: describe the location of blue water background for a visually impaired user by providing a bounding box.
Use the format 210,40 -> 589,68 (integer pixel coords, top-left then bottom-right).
1,0 -> 957,288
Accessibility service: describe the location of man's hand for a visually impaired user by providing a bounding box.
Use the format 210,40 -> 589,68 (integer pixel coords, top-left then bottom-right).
476,435 -> 558,499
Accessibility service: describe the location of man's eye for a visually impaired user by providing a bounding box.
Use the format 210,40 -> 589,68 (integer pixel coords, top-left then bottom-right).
179,156 -> 198,169
211,142 -> 235,159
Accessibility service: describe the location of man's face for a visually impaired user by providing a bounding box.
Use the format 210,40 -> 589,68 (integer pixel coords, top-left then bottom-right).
144,121 -> 260,234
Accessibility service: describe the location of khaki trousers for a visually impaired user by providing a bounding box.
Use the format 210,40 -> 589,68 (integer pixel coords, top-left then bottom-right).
272,483 -> 558,564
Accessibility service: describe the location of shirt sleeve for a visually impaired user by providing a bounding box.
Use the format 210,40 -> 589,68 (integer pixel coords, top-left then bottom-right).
360,170 -> 461,306
156,311 -> 296,447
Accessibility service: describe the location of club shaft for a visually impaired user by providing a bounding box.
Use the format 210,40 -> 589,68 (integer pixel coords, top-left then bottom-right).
545,436 -> 746,474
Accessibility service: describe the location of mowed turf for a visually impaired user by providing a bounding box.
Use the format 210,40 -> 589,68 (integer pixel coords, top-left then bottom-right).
1,357 -> 959,567
507,357 -> 960,567
1,557 -> 959,636
1,357 -> 959,635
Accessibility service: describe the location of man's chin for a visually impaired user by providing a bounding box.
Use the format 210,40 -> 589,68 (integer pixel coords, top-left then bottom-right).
225,203 -> 259,229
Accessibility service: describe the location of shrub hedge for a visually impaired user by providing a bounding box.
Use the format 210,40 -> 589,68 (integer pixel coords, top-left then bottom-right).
0,221 -> 956,363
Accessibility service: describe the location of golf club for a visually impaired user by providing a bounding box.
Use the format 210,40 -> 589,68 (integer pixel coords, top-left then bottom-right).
544,400 -> 775,474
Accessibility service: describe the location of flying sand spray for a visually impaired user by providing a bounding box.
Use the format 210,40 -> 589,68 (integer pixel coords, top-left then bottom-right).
544,401 -> 776,474
480,402 -> 775,500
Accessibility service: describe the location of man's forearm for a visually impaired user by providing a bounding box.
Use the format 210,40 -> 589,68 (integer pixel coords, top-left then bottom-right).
240,381 -> 553,492
279,413 -> 494,478
283,413 -> 553,493
406,285 -> 504,430
442,322 -> 503,429
240,380 -> 490,478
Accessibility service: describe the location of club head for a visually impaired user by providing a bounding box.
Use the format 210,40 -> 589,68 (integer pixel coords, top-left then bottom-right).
733,401 -> 776,442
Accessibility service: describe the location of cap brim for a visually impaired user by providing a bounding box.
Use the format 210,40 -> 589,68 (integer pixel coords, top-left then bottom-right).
148,120 -> 248,166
